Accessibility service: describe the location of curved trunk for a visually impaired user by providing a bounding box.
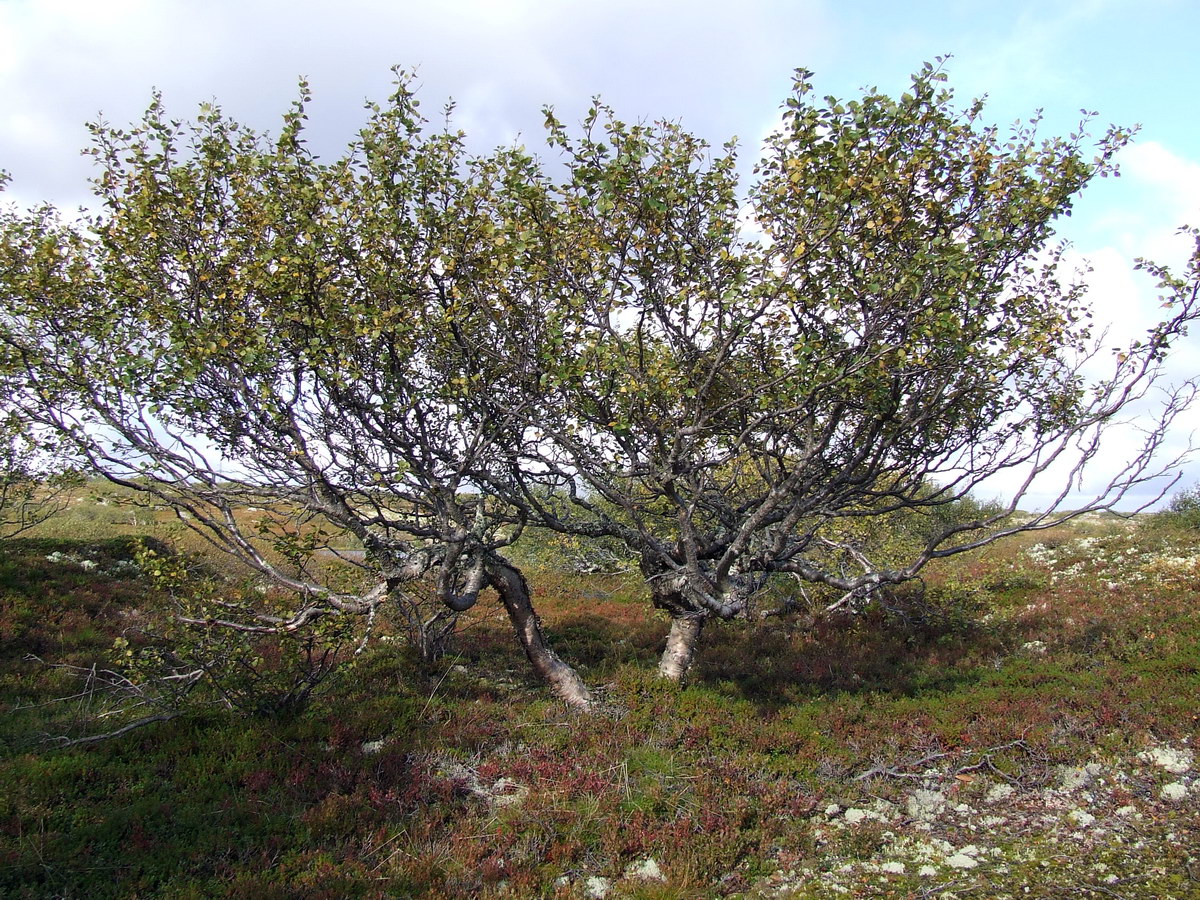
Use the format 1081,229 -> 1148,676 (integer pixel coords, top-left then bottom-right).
658,614 -> 705,684
486,558 -> 592,708
643,562 -> 708,685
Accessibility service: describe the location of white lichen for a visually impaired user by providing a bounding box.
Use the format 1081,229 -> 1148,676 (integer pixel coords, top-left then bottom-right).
1161,782 -> 1189,802
906,790 -> 946,822
1068,809 -> 1096,828
985,783 -> 1016,804
624,858 -> 665,881
584,875 -> 612,899
1139,746 -> 1194,774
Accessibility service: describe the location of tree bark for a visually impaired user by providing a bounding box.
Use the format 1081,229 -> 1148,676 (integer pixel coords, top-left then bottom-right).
486,558 -> 592,708
658,613 -> 704,684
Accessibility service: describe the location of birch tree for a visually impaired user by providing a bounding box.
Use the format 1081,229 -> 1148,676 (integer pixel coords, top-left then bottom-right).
500,62 -> 1199,682
0,76 -> 591,705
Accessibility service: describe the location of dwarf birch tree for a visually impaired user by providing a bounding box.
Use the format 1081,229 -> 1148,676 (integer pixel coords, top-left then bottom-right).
1,77 -> 591,705
499,63 -> 1199,681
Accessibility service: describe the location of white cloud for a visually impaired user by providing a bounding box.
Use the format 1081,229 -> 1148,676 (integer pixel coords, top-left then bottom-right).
0,0 -> 836,207
1122,141 -> 1200,210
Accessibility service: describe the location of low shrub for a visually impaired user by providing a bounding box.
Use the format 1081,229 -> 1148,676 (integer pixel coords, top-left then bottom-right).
1145,482 -> 1200,534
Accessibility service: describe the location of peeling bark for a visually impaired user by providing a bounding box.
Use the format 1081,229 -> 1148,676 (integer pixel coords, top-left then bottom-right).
658,614 -> 705,684
486,558 -> 592,708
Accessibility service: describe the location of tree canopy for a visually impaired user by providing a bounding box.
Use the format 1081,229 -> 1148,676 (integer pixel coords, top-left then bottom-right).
484,64 -> 1199,678
0,176 -> 80,539
1,62 -> 1196,697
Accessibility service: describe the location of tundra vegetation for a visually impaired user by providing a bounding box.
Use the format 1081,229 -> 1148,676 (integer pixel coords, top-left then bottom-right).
1,489 -> 1199,897
0,62 -> 1199,896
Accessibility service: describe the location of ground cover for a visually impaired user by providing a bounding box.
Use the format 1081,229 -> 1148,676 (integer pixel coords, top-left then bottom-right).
1,494 -> 1197,898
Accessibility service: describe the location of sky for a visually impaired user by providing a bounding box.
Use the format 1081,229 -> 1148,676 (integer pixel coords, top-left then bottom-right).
1,0 -> 1197,509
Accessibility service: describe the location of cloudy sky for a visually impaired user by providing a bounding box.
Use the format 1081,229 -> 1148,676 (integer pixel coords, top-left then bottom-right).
1,0 -> 1197,508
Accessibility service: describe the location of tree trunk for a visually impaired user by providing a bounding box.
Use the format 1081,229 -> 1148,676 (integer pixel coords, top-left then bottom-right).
486,559 -> 592,708
658,614 -> 705,684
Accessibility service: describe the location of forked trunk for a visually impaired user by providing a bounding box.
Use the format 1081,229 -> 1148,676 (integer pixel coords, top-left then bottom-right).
486,559 -> 592,708
658,614 -> 705,684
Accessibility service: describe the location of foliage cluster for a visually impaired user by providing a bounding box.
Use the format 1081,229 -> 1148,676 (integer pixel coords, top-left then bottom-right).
128,540 -> 356,717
